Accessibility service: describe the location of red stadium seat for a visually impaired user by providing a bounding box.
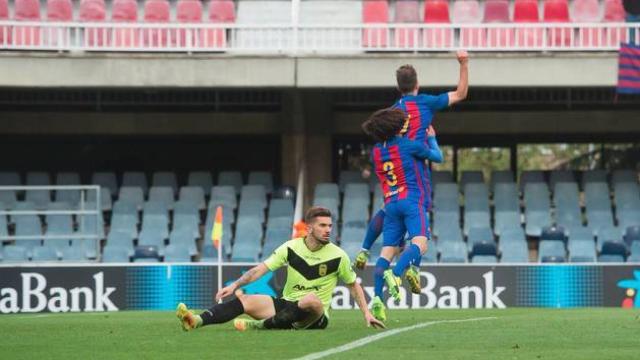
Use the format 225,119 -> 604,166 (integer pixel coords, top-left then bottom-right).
46,0 -> 72,46
176,0 -> 203,47
0,0 -> 11,45
143,0 -> 171,48
393,0 -> 420,49
362,0 -> 388,48
202,0 -> 235,49
603,0 -> 628,47
573,0 -> 603,47
513,0 -> 543,48
452,0 -> 486,48
543,0 -> 571,47
14,0 -> 41,46
423,0 -> 452,48
80,0 -> 108,47
483,0 -> 514,48
112,0 -> 139,48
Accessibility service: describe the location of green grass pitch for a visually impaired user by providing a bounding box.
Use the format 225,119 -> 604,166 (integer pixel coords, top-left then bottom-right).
1,308 -> 638,360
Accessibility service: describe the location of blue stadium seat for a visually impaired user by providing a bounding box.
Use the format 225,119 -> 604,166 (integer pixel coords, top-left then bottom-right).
541,255 -> 566,263
490,170 -> 514,193
601,240 -> 628,259
169,229 -> 198,256
218,171 -> 243,195
437,226 -> 464,243
524,183 -> 550,211
584,182 -> 611,212
624,225 -> 640,246
433,211 -> 460,238
611,169 -> 637,185
152,171 -> 178,195
71,237 -> 100,259
597,226 -> 624,252
434,183 -> 459,202
549,170 -> 576,190
25,172 -> 51,209
179,186 -> 206,210
471,254 -> 498,263
540,225 -> 567,242
102,245 -> 130,262
92,172 -> 118,196
554,183 -> 582,227
232,240 -> 260,262
538,240 -> 566,262
339,170 -> 365,192
344,183 -> 370,201
268,199 -> 294,219
340,226 -> 366,247
164,244 -> 191,262
519,170 -> 545,192
499,226 -> 526,245
0,172 -> 20,209
581,170 -> 607,187
14,215 -> 43,254
0,213 -> 7,239
313,197 -> 339,220
342,200 -> 369,228
422,248 -> 438,263
460,170 -> 484,189
568,240 -> 596,262
494,211 -> 521,236
0,171 -> 21,186
340,240 -> 362,259
143,201 -> 169,221
2,245 -> 29,262
31,245 -> 59,262
148,186 -> 175,210
106,230 -> 135,256
470,241 -> 497,257
467,226 -> 495,251
122,172 -> 148,195
119,186 -> 145,210
493,183 -> 519,212
110,213 -> 138,238
314,183 -> 340,203
432,171 -> 454,185
138,229 -> 166,254
133,245 -> 160,262
464,183 -> 490,211
174,213 -> 200,239
587,210 -> 615,236
598,254 -> 625,263
0,189 -> 17,210
248,171 -> 274,194
568,226 -> 594,243
464,211 -> 491,236
141,215 -> 169,239
614,183 -> 640,211
617,209 -> 640,231
500,240 -> 529,263
238,202 -> 265,224
60,246 -> 90,262
210,185 -> 238,209
525,210 -> 552,237
241,185 -> 267,209
187,171 -> 213,196
272,186 -> 296,201
438,240 -> 468,263
200,243 -> 225,262
55,172 -> 81,206
86,188 -> 113,212
77,212 -> 105,239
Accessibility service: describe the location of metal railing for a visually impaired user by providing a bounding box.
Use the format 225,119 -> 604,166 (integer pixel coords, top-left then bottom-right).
0,185 -> 102,244
0,21 -> 638,53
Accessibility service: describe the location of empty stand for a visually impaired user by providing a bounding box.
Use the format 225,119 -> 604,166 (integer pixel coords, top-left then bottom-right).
423,0 -> 453,48
80,0 -> 107,47
363,0 -> 389,48
453,0 -> 485,48
394,0 -> 420,48
143,0 -> 171,48
112,0 -> 140,48
484,0 -> 514,48
543,0 -> 572,47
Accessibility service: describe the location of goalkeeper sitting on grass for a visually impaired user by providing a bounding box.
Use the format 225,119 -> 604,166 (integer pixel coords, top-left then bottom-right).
177,207 -> 385,331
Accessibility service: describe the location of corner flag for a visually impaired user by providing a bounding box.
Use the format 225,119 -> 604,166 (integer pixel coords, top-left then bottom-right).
211,206 -> 223,250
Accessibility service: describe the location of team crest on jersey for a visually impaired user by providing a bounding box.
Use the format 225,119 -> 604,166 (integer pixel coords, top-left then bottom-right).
318,264 -> 327,276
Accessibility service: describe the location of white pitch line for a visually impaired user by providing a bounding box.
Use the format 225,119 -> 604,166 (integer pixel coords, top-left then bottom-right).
292,316 -> 498,360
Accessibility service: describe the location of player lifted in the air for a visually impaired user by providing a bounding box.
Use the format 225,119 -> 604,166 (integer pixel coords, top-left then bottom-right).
176,207 -> 385,331
354,51 -> 469,310
361,108 -> 445,321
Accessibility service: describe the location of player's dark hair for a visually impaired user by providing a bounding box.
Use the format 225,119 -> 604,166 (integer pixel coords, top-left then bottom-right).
305,207 -> 332,224
396,64 -> 418,94
362,108 -> 406,143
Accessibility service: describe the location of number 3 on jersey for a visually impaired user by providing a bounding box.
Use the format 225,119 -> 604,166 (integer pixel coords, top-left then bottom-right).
383,161 -> 398,186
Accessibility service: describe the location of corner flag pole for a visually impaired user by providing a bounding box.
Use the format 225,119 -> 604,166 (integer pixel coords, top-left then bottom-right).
211,206 -> 224,302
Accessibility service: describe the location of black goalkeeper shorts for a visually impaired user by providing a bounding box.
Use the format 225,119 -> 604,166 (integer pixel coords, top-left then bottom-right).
271,297 -> 329,330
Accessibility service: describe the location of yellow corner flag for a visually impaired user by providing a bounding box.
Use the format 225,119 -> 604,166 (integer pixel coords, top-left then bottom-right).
211,206 -> 223,250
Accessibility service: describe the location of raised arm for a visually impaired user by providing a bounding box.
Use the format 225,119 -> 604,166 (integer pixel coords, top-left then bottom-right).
346,281 -> 385,329
447,50 -> 469,106
215,263 -> 270,301
425,126 -> 443,163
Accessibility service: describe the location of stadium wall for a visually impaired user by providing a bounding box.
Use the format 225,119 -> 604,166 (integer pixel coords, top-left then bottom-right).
0,264 -> 638,314
0,53 -> 618,88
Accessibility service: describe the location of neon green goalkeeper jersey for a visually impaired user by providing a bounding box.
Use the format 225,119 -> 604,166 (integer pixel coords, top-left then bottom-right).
264,237 -> 357,313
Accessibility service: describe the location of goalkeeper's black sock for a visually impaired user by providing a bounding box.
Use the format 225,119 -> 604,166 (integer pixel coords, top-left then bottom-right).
200,298 -> 245,326
263,302 -> 309,329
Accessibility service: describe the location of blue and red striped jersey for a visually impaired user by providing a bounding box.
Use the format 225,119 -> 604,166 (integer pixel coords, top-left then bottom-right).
372,137 -> 440,205
392,93 -> 449,144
